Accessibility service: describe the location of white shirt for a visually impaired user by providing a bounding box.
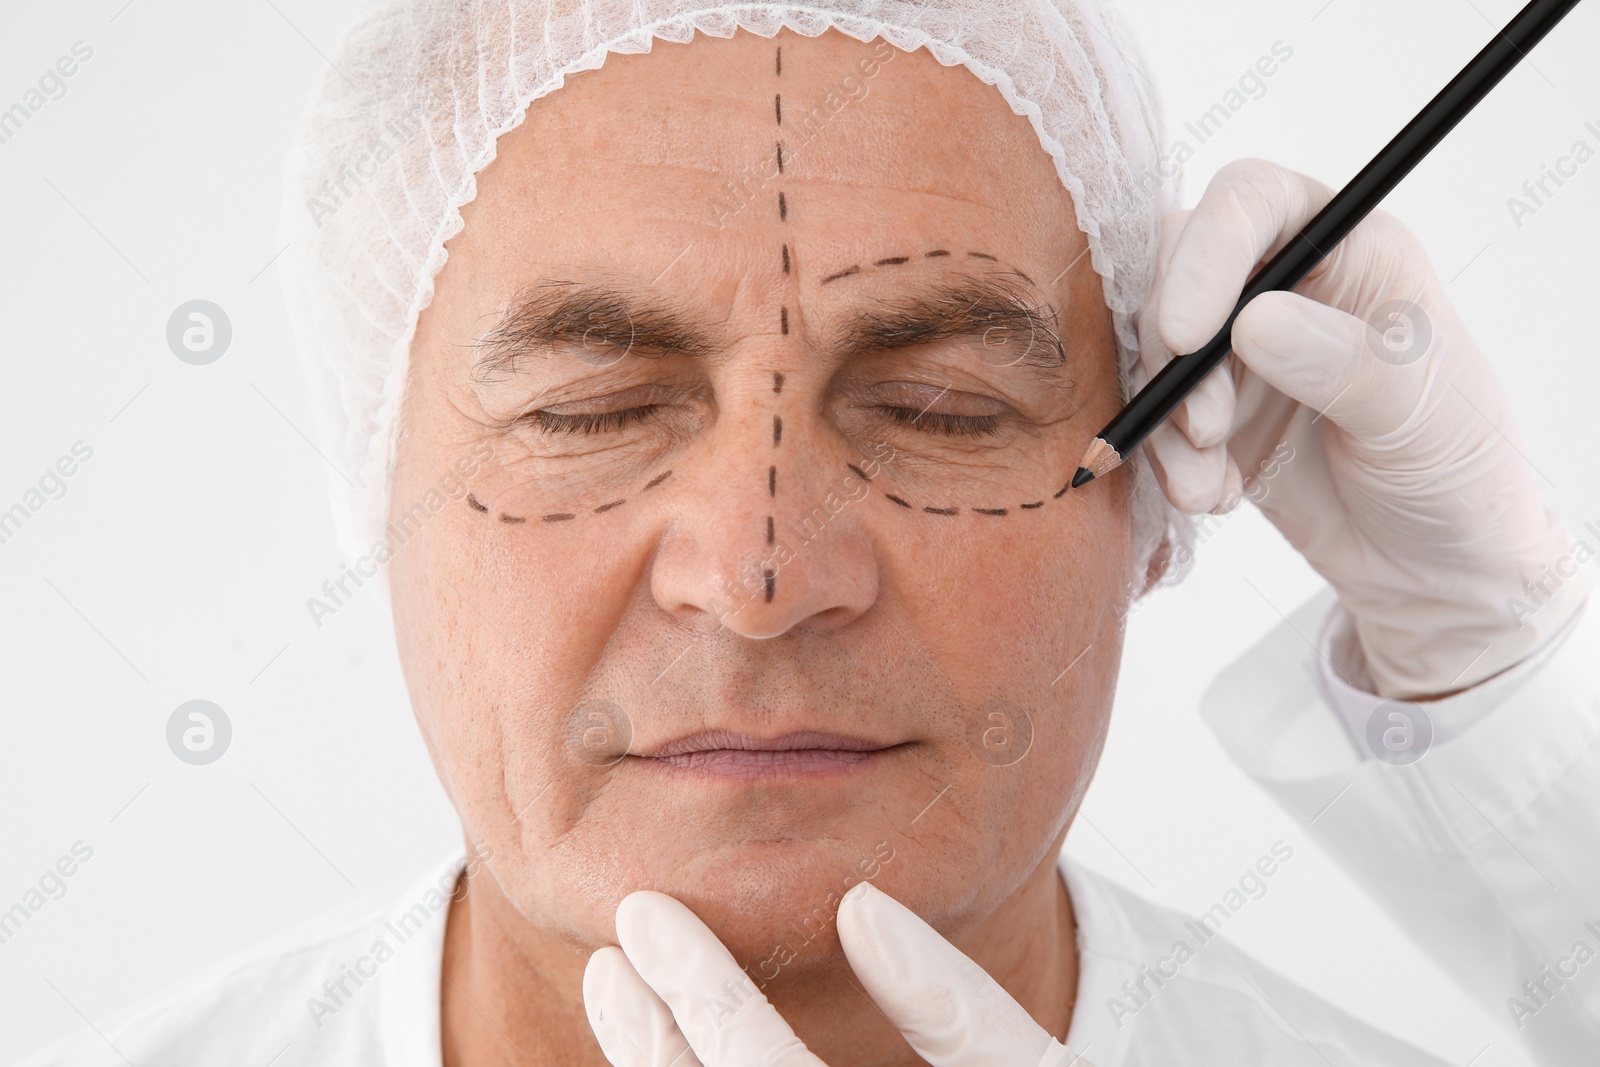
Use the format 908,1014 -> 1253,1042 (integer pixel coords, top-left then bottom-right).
20,589 -> 1599,1066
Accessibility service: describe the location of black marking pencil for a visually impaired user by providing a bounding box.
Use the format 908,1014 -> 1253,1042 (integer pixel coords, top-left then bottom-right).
1071,0 -> 1584,489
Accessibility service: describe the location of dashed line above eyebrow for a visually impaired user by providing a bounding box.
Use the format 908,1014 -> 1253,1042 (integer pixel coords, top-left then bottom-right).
820,249 -> 1032,288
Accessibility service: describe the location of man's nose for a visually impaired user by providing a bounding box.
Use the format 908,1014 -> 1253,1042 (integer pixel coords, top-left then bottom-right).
649,401 -> 878,638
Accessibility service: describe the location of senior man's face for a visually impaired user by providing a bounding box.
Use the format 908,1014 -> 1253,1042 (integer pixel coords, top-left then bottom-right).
391,28 -> 1133,970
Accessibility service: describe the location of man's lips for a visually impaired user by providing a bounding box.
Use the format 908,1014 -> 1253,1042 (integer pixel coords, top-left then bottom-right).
631,730 -> 907,779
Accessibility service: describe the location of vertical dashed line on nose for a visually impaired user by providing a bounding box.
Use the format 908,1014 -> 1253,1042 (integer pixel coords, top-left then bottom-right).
763,47 -> 789,603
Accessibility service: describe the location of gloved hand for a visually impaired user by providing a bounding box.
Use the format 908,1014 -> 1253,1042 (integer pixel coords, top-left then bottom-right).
583,881 -> 1092,1067
1139,158 -> 1593,699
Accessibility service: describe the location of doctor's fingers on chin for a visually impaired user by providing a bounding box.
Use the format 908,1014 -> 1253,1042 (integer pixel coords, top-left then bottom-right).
584,946 -> 705,1067
1158,159 -> 1337,358
614,892 -> 827,1067
837,882 -> 1096,1067
1145,421 -> 1243,516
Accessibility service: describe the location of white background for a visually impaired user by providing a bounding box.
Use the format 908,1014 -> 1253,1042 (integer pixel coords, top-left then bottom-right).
2,0 -> 1597,1061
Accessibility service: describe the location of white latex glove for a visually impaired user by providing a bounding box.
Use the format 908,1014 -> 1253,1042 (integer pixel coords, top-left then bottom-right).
583,881 -> 1092,1067
1140,158 -> 1593,699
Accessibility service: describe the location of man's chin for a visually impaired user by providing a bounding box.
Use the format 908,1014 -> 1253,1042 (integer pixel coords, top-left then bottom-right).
635,835 -> 902,971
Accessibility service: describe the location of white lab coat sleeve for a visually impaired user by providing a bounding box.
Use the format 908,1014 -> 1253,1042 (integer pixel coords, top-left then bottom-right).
1200,586 -> 1600,1064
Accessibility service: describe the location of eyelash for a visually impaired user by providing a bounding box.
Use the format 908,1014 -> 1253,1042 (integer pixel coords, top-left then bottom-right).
526,401 -> 1001,438
528,406 -> 660,435
878,406 -> 1001,437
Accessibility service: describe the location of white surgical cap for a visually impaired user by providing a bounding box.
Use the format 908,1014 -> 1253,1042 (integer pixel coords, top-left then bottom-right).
279,0 -> 1196,590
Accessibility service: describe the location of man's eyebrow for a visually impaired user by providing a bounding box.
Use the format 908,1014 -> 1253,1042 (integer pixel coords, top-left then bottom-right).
832,273 -> 1067,369
472,281 -> 717,380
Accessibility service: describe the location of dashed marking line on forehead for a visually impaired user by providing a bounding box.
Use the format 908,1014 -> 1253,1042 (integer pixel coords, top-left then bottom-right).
847,463 -> 872,482
778,191 -> 788,221
499,513 -> 526,524
643,469 -> 673,491
595,499 -> 626,513
543,513 -> 576,523
768,466 -> 777,496
776,143 -> 785,174
818,249 -> 1032,293
773,416 -> 783,446
782,243 -> 790,273
773,372 -> 785,392
467,493 -> 489,513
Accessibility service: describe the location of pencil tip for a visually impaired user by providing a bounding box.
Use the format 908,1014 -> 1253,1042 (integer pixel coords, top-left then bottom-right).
1070,467 -> 1094,489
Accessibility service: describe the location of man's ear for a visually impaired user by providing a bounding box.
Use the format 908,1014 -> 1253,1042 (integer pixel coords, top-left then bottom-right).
1136,533 -> 1173,599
